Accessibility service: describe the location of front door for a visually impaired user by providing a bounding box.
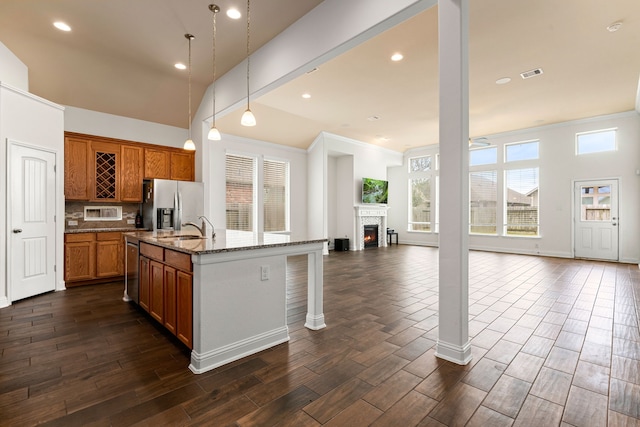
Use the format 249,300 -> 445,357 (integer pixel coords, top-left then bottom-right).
574,179 -> 618,261
9,142 -> 57,301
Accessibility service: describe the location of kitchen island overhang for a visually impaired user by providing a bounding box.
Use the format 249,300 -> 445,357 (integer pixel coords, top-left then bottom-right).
124,230 -> 326,374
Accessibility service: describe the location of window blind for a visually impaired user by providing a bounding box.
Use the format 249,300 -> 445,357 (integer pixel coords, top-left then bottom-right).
225,154 -> 255,231
263,159 -> 289,232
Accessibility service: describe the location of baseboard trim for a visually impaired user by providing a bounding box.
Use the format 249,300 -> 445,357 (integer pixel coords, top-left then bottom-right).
189,326 -> 290,374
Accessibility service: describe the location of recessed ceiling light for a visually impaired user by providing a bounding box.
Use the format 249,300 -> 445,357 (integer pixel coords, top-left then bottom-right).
175,63 -> 186,70
607,21 -> 623,32
302,93 -> 311,99
227,8 -> 241,19
391,53 -> 404,62
53,21 -> 71,32
496,77 -> 511,85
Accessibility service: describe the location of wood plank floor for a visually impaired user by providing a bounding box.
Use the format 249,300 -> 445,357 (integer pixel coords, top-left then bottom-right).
1,245 -> 639,426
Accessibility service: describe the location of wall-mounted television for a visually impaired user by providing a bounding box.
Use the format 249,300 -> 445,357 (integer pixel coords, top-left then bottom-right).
362,177 -> 389,204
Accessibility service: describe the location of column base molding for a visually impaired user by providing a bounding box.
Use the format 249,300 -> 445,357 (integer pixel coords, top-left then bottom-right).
435,339 -> 472,365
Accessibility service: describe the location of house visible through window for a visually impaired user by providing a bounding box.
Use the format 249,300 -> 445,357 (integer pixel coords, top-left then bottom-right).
505,168 -> 539,236
470,170 -> 497,234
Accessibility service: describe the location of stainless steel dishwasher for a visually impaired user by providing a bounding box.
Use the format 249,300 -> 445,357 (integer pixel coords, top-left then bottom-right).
125,240 -> 139,303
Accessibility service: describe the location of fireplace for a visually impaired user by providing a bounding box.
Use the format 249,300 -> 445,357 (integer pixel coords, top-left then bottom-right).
354,205 -> 388,250
363,225 -> 379,248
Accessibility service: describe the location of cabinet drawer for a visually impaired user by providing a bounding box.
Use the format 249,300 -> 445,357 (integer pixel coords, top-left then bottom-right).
140,242 -> 164,262
65,233 -> 95,243
96,231 -> 122,241
164,249 -> 192,272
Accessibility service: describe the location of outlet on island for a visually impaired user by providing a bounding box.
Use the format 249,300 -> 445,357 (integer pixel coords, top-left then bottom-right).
260,265 -> 270,281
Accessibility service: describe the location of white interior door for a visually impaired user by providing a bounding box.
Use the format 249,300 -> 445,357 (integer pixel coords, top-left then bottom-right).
574,179 -> 618,261
9,143 -> 57,301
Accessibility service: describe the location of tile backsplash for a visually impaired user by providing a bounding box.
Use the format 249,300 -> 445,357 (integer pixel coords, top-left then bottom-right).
65,202 -> 142,230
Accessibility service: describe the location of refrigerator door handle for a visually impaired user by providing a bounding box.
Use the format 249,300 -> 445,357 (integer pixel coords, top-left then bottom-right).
174,192 -> 181,230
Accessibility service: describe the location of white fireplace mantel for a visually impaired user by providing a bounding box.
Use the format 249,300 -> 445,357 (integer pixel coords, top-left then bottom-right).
354,205 -> 389,250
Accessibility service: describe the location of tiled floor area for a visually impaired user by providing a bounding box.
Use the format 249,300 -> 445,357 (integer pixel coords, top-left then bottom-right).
0,245 -> 639,426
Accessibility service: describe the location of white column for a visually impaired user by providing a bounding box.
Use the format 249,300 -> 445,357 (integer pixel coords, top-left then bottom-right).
436,0 -> 472,365
305,249 -> 326,330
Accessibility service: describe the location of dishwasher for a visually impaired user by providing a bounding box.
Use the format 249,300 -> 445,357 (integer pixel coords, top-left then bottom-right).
125,240 -> 139,303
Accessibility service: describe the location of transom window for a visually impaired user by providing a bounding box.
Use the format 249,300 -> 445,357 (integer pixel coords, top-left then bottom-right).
505,141 -> 539,162
576,129 -> 616,155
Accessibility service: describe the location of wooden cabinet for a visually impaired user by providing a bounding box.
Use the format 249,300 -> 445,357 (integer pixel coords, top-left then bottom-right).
120,145 -> 144,202
144,148 -> 171,179
64,132 -> 195,204
96,232 -> 124,277
176,270 -> 193,347
138,242 -> 193,348
64,233 -> 95,281
144,147 -> 195,181
149,260 -> 164,323
90,141 -> 120,202
65,232 -> 124,285
170,152 -> 195,181
163,265 -> 177,335
139,256 -> 150,312
64,137 -> 90,200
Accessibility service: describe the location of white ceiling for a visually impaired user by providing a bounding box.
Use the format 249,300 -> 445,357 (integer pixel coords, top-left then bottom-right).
1,0 -> 639,152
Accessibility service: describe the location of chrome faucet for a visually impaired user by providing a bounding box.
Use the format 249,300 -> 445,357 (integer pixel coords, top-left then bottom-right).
181,216 -> 215,239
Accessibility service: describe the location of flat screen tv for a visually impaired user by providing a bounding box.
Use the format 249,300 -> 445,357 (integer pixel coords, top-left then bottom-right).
362,177 -> 388,204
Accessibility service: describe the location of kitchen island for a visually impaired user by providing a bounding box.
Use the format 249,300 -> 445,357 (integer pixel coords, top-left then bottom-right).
124,229 -> 326,374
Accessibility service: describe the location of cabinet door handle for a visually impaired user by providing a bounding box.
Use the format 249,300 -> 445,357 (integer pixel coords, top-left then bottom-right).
13,229 -> 22,233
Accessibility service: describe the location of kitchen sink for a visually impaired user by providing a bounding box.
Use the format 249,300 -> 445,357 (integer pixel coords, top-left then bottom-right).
158,235 -> 205,241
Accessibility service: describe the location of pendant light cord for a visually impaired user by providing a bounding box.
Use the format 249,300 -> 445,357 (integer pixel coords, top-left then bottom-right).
246,0 -> 251,110
211,6 -> 217,127
187,34 -> 194,140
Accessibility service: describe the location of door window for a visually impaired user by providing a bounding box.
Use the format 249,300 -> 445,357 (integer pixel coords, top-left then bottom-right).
580,185 -> 611,221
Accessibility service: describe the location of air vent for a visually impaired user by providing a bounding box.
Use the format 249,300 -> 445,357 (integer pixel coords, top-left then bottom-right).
520,68 -> 543,79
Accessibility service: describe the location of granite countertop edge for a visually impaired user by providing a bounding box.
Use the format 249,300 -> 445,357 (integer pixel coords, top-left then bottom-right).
65,228 -> 150,234
123,231 -> 326,256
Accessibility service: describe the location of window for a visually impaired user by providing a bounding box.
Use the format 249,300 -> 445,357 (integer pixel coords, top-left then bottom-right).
470,171 -> 497,234
409,155 -> 432,172
580,185 -> 611,221
470,147 -> 497,166
505,141 -> 539,162
409,178 -> 431,231
226,154 -> 256,231
226,154 -> 290,233
576,129 -> 616,155
505,168 -> 539,236
263,159 -> 289,232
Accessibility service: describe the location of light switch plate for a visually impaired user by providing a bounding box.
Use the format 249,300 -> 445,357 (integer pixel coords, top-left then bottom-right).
68,220 -> 78,226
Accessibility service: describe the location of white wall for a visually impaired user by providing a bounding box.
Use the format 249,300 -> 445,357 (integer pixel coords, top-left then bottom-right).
0,42 -> 28,91
64,106 -> 187,148
388,111 -> 640,263
0,84 -> 65,307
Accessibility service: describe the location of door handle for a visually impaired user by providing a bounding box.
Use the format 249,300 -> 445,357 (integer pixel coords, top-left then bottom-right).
612,223 -> 617,226
12,229 -> 22,233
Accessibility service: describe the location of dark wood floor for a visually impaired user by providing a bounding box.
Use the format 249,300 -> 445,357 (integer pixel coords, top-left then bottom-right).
1,245 -> 639,426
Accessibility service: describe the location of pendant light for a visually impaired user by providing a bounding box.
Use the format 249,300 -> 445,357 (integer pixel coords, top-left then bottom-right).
183,33 -> 196,151
207,4 -> 221,140
240,0 -> 256,126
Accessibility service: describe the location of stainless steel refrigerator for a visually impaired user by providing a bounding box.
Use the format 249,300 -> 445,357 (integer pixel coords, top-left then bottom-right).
142,179 -> 204,230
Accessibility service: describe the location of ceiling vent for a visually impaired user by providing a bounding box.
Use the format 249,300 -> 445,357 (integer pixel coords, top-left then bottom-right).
520,68 -> 543,79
